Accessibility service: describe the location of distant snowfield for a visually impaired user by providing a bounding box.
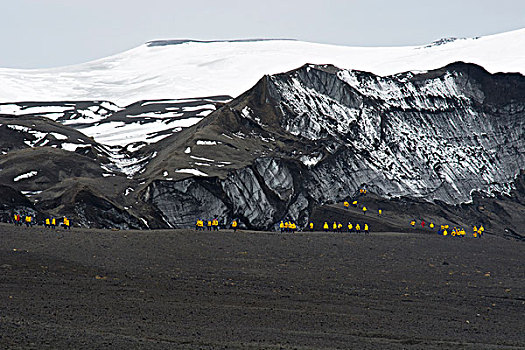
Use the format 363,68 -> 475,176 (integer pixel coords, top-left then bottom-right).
1,29 -> 524,105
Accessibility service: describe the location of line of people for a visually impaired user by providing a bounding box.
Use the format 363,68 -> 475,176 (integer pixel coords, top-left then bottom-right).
279,221 -> 298,233
322,221 -> 370,234
410,219 -> 485,238
12,213 -> 71,229
195,218 -> 220,231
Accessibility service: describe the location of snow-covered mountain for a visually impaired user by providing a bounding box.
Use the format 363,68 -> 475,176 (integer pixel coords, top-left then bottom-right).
138,62 -> 525,238
1,29 -> 525,105
0,30 -> 524,238
0,97 -> 230,175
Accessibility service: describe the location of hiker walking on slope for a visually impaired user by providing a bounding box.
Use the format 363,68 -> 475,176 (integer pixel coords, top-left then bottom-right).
13,213 -> 22,226
63,217 -> 71,230
25,215 -> 32,228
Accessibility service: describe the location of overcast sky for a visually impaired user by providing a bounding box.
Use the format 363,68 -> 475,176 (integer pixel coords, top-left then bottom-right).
1,0 -> 524,68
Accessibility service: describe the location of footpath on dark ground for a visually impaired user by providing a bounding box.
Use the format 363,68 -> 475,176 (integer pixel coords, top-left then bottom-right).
0,223 -> 523,349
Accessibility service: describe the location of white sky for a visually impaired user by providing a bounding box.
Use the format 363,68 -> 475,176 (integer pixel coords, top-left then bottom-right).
1,0 -> 524,68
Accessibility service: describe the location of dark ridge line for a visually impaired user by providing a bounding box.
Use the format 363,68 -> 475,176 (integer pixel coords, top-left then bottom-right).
147,39 -> 297,47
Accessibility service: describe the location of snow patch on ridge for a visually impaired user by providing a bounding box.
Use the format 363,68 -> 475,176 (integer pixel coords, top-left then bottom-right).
14,171 -> 38,182
175,168 -> 209,177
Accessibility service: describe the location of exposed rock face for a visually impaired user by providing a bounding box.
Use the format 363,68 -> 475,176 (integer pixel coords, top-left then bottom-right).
0,184 -> 40,222
144,63 -> 525,232
145,178 -> 229,228
266,63 -> 525,204
0,62 -> 523,234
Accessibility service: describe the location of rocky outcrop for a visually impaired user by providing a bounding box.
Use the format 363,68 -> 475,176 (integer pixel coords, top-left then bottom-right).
144,63 -> 525,234
1,62 -> 523,234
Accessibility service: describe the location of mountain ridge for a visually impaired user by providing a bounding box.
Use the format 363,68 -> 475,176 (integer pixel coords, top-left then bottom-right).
0,60 -> 524,238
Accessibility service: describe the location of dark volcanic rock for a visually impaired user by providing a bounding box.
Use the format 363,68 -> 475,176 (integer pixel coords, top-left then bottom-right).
141,63 -> 525,235
0,63 -> 524,234
0,184 -> 39,222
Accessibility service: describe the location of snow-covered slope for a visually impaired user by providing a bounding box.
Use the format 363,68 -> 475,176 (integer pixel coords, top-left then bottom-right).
1,30 -> 525,105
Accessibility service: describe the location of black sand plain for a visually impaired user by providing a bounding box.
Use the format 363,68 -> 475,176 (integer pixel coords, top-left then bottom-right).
0,223 -> 523,349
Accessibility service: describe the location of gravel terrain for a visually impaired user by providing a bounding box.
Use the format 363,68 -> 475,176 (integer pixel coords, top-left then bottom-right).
0,223 -> 523,349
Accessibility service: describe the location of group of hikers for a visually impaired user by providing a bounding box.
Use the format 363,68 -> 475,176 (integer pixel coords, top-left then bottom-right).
279,221 -> 298,233
12,213 -> 71,230
194,218 -> 221,231
323,221 -> 370,233
410,220 -> 485,238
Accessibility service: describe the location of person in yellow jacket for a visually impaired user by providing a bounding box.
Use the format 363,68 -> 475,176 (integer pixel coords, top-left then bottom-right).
25,215 -> 32,227
362,206 -> 367,215
478,225 -> 485,238
279,221 -> 284,233
290,222 -> 297,232
352,200 -> 358,207
429,222 -> 434,229
364,223 -> 369,234
343,201 -> 349,209
207,220 -> 212,231
212,218 -> 219,231
309,222 -> 314,232
232,220 -> 238,232
284,221 -> 290,233
337,222 -> 343,233
347,222 -> 353,232
332,222 -> 337,232
51,217 -> 56,229
355,223 -> 361,233
378,209 -> 382,215
443,229 -> 448,236
323,222 -> 329,232
63,217 -> 70,230
410,220 -> 416,228
45,218 -> 50,228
